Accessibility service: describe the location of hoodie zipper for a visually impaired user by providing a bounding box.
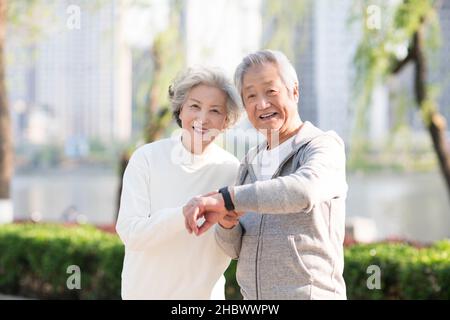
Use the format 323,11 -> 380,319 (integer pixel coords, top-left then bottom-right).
254,214 -> 264,299
253,149 -> 298,300
252,143 -> 309,299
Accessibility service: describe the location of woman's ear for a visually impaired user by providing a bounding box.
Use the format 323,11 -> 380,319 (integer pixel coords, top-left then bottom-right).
222,117 -> 229,131
292,83 -> 299,102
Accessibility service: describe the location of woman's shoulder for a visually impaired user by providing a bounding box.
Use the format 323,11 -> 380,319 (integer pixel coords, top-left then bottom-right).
130,138 -> 175,165
209,143 -> 240,166
139,137 -> 175,152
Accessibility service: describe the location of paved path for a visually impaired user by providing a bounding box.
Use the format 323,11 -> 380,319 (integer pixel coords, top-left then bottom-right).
0,293 -> 32,300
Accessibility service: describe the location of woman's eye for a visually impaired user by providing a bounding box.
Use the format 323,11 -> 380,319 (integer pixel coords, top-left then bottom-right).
190,104 -> 200,109
211,109 -> 221,114
268,89 -> 277,95
247,94 -> 255,99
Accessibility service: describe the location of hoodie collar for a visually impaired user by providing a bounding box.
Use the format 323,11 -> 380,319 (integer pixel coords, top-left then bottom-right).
241,122 -> 324,183
247,121 -> 324,165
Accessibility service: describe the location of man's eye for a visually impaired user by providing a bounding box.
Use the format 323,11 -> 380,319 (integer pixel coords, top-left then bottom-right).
247,94 -> 255,99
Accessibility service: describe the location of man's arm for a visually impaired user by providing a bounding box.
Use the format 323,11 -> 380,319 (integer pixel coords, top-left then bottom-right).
232,134 -> 347,214
214,223 -> 243,259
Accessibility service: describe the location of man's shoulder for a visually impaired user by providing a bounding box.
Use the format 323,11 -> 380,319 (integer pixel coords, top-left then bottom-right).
241,144 -> 261,165
308,130 -> 345,149
296,122 -> 344,149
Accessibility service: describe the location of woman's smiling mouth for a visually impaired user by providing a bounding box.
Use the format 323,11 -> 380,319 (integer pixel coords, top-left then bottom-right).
193,126 -> 209,134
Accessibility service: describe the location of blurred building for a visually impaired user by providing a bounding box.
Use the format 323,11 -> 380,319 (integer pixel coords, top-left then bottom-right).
7,0 -> 131,155
283,0 -> 450,146
7,0 -> 449,155
184,0 -> 262,78
262,0 -> 358,143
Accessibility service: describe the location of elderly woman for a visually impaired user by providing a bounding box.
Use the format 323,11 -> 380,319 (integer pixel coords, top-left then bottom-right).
116,67 -> 242,300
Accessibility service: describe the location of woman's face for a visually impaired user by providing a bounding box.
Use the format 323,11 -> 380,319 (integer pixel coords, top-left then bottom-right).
179,84 -> 228,153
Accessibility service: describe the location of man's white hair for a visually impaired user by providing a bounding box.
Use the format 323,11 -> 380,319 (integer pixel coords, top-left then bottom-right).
234,49 -> 299,99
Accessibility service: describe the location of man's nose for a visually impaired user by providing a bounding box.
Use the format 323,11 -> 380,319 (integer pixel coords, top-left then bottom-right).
256,97 -> 270,110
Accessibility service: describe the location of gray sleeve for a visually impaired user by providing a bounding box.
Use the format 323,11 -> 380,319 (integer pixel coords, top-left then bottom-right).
214,223 -> 243,259
233,134 -> 348,214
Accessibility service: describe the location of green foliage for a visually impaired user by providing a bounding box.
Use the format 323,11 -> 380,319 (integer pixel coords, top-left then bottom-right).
2,224 -> 447,300
349,0 -> 441,164
262,0 -> 311,61
6,0 -> 51,37
0,223 -> 240,299
87,138 -> 129,168
224,260 -> 242,300
29,143 -> 64,168
0,223 -> 124,299
141,0 -> 185,143
344,241 -> 450,299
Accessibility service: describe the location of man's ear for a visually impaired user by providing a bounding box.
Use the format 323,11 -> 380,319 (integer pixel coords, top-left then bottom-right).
292,82 -> 299,102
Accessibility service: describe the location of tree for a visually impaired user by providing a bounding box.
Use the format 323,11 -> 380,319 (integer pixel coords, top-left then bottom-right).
261,0 -> 310,61
0,0 -> 72,223
0,0 -> 13,223
1,0 -> 108,223
352,0 -> 450,198
115,0 -> 184,218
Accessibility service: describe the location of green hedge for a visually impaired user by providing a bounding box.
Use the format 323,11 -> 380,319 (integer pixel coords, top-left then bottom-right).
0,223 -> 123,299
0,223 -> 449,299
344,241 -> 450,299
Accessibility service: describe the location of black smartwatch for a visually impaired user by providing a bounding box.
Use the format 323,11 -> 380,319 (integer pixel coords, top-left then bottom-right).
218,187 -> 235,211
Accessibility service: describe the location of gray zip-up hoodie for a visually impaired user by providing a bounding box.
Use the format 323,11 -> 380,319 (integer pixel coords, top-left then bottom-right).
215,121 -> 348,300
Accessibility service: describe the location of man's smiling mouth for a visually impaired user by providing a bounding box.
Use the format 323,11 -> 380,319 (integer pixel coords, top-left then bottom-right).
259,112 -> 277,120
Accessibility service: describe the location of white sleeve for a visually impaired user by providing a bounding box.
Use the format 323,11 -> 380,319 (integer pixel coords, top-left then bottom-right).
115,148 -> 186,251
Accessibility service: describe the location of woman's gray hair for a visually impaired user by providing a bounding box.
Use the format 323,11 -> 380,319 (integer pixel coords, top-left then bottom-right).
169,66 -> 242,128
234,49 -> 299,98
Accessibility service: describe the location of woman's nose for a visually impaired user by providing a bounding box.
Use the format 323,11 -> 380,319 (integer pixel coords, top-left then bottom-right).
195,112 -> 209,125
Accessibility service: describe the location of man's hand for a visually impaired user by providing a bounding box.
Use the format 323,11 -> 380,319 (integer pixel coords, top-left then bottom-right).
182,197 -> 202,235
183,192 -> 230,236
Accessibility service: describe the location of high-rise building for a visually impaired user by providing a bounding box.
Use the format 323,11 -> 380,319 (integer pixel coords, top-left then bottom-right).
278,0 -> 450,146
184,0 -> 262,78
7,0 -> 131,154
265,0 -> 358,143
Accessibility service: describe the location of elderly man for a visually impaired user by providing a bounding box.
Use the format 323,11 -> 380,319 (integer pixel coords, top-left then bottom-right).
183,49 -> 348,300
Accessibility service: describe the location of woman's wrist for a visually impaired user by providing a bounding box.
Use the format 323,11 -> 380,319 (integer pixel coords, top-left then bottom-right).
218,220 -> 237,229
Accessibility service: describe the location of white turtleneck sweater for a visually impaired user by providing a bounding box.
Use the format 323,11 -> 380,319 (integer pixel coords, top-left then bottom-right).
116,134 -> 240,300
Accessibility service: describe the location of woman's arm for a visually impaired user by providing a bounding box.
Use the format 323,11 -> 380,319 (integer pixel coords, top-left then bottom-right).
115,148 -> 186,251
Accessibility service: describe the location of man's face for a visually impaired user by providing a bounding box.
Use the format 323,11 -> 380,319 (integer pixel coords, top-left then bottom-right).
241,63 -> 299,135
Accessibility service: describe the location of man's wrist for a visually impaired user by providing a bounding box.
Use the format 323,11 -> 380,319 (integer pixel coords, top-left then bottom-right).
218,186 -> 235,211
229,186 -> 235,204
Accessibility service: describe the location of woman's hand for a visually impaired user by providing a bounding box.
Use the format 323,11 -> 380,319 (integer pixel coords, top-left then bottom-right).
218,211 -> 240,229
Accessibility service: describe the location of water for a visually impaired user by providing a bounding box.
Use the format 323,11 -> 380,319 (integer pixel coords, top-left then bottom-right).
347,172 -> 450,243
11,167 -> 450,243
12,167 -> 119,225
